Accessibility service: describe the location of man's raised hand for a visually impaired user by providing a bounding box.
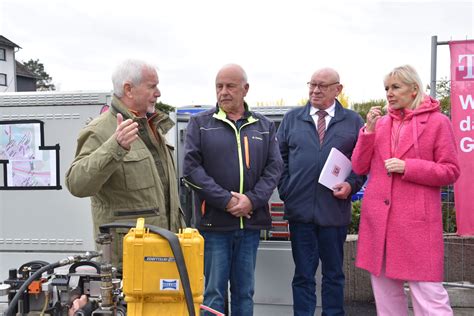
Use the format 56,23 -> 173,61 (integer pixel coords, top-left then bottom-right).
115,113 -> 139,150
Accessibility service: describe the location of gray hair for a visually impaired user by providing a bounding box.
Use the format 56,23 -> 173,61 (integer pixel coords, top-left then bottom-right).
112,59 -> 157,97
384,65 -> 424,109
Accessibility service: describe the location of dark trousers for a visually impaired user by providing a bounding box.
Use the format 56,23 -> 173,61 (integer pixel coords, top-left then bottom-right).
289,222 -> 347,316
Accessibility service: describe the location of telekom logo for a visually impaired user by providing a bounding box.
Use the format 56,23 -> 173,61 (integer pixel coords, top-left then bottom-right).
457,54 -> 474,81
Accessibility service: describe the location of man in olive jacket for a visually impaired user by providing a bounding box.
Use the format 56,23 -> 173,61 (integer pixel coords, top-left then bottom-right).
65,59 -> 183,266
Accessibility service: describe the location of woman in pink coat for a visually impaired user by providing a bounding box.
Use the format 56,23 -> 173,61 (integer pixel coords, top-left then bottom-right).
352,65 -> 460,316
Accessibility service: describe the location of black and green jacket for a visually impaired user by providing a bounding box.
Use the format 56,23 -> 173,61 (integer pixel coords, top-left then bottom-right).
183,103 -> 283,231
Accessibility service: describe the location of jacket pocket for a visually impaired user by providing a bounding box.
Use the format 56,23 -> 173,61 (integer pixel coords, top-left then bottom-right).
401,184 -> 427,222
122,149 -> 155,190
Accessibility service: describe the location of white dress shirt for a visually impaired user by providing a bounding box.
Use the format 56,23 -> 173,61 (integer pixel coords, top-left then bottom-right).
309,101 -> 336,131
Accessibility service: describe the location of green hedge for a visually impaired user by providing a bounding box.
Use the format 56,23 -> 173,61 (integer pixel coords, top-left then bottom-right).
348,200 -> 361,234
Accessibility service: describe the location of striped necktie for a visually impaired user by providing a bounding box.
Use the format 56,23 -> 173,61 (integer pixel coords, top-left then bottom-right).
316,110 -> 328,143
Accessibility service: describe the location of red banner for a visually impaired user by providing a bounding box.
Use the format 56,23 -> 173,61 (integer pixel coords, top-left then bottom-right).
450,40 -> 474,236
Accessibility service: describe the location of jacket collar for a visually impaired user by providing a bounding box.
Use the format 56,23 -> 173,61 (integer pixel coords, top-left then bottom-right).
393,113 -> 429,158
214,101 -> 252,119
382,95 -> 438,158
110,95 -> 134,120
309,101 -> 336,119
214,105 -> 258,125
110,95 -> 175,134
300,99 -> 346,126
295,100 -> 346,149
375,111 -> 430,159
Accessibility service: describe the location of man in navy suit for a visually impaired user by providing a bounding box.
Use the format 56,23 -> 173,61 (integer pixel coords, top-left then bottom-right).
277,68 -> 366,316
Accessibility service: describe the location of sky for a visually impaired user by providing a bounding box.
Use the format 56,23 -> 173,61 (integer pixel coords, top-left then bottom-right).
1,0 -> 473,107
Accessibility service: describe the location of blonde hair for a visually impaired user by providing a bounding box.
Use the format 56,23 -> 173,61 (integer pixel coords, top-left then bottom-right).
384,65 -> 424,109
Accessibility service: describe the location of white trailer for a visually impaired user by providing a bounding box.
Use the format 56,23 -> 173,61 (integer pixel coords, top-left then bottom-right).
0,91 -> 112,282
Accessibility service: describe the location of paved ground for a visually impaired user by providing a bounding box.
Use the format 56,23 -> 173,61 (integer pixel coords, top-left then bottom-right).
255,302 -> 474,316
2,300 -> 474,315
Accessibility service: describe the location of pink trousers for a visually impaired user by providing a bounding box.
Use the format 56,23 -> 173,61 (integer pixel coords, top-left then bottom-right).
370,269 -> 453,316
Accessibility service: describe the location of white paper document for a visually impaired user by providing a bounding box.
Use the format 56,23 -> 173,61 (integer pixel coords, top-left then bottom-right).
318,147 -> 352,191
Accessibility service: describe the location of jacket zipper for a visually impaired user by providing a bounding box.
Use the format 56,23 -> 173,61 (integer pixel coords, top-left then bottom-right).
214,111 -> 258,229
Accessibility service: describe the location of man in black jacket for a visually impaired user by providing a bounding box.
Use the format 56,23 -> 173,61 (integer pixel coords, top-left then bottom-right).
183,64 -> 283,316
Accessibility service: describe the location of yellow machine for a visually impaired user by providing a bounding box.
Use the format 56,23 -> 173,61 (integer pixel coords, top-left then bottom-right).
122,218 -> 204,316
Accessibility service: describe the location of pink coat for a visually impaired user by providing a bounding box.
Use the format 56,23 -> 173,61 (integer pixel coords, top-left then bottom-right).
352,96 -> 460,281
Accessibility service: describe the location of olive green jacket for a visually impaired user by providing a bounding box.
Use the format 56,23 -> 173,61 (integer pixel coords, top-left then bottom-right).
66,97 -> 184,262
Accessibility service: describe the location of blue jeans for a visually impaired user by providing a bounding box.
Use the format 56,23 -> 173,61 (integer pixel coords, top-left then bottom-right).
200,229 -> 260,316
289,222 -> 347,316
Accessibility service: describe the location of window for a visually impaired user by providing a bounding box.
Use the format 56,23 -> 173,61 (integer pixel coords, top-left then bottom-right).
0,48 -> 5,61
0,73 -> 6,86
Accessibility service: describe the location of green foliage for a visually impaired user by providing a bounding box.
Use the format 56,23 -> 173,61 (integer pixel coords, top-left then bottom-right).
352,99 -> 386,121
441,186 -> 457,233
436,77 -> 451,116
442,203 -> 457,233
348,200 -> 361,234
22,59 -> 56,91
155,101 -> 175,114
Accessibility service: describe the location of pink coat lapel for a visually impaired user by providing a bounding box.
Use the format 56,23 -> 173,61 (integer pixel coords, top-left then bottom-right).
395,112 -> 430,158
375,116 -> 392,160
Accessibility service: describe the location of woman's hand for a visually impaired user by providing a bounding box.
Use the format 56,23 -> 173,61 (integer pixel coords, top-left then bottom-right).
366,106 -> 383,133
384,158 -> 406,174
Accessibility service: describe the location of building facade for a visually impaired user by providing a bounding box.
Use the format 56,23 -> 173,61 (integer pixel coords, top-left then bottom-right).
0,35 -> 38,92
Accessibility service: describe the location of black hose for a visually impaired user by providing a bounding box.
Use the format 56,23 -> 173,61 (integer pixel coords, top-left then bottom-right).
18,260 -> 50,274
99,222 -> 196,316
5,261 -> 62,316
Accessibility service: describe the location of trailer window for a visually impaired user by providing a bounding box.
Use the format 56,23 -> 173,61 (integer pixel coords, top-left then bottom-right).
0,73 -> 7,86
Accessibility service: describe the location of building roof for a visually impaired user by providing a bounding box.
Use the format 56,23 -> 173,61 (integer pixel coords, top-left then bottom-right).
0,35 -> 21,49
15,60 -> 40,79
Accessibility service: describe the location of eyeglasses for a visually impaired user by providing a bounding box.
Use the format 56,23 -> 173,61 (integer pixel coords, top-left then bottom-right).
307,81 -> 340,91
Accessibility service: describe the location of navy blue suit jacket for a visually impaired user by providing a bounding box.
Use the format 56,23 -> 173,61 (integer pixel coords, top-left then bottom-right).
277,100 -> 366,226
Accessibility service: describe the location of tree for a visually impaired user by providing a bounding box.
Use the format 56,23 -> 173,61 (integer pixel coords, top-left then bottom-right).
255,98 -> 286,106
352,99 -> 386,121
436,77 -> 451,116
296,97 -> 308,106
337,91 -> 349,108
296,91 -> 349,107
23,59 -> 56,91
155,101 -> 175,114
